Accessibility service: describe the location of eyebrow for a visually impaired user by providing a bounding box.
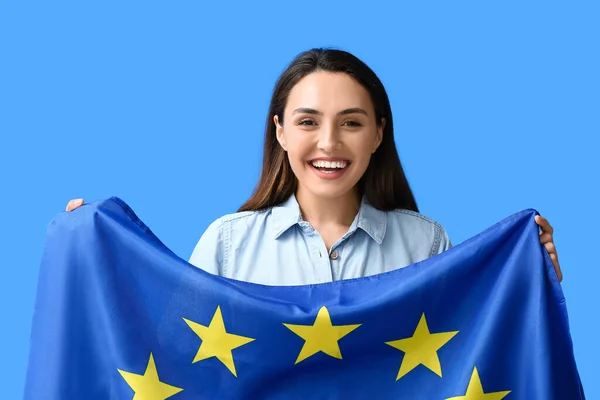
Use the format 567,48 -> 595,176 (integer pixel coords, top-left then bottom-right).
292,107 -> 369,117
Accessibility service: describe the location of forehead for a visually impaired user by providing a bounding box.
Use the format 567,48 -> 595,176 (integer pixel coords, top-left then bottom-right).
285,71 -> 373,112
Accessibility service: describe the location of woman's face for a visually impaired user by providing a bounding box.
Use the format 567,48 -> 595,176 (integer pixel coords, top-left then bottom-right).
275,71 -> 384,202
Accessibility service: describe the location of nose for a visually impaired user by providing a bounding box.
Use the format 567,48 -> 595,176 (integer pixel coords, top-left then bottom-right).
316,122 -> 341,153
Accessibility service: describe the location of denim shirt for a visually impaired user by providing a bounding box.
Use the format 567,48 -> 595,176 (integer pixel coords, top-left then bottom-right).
188,194 -> 452,286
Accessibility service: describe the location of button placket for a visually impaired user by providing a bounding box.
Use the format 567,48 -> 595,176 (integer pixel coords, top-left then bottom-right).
302,225 -> 333,282
328,246 -> 343,281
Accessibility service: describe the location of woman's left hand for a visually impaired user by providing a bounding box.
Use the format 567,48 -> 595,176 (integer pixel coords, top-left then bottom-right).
535,215 -> 563,282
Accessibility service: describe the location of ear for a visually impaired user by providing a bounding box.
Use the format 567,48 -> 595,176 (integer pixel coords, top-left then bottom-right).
373,118 -> 385,153
274,115 -> 287,151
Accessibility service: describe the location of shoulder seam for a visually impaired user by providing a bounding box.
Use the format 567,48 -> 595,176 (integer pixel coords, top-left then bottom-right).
218,210 -> 270,277
390,209 -> 441,226
430,223 -> 442,258
221,217 -> 229,278
389,210 -> 444,257
217,210 -> 266,223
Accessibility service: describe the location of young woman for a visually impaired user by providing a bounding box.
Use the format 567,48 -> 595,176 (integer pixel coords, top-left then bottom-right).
65,48 -> 563,285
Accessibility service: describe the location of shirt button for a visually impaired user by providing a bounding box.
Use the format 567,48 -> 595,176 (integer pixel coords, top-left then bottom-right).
330,251 -> 339,260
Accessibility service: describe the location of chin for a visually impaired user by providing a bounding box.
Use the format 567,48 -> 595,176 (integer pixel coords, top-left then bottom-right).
301,180 -> 359,201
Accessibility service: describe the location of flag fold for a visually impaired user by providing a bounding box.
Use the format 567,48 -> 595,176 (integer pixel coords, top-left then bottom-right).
25,197 -> 584,399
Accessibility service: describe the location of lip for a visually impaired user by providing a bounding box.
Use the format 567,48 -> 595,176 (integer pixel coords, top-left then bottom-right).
307,158 -> 351,180
308,157 -> 351,162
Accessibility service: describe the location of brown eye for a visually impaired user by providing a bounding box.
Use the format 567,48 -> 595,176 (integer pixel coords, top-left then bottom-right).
298,119 -> 316,126
343,120 -> 362,127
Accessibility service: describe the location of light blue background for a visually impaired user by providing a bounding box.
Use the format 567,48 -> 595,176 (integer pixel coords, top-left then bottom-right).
1,1 -> 598,397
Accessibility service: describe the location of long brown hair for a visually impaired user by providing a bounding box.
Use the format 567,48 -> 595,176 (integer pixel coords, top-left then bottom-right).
238,48 -> 418,213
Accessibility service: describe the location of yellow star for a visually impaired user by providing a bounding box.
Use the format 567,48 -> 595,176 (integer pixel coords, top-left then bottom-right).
385,313 -> 458,380
183,305 -> 255,377
283,306 -> 361,364
117,353 -> 183,400
446,367 -> 511,399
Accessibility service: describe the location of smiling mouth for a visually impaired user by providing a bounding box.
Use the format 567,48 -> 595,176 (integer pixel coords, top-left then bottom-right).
308,160 -> 351,173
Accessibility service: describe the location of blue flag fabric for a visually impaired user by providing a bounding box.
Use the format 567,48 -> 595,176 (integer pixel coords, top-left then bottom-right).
25,197 -> 584,399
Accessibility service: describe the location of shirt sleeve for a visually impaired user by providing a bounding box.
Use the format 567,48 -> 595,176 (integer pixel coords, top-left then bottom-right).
188,218 -> 224,276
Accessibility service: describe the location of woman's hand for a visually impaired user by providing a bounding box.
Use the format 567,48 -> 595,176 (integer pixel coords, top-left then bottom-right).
65,198 -> 84,212
535,215 -> 563,282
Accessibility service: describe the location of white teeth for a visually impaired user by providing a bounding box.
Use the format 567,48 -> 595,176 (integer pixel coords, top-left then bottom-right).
310,160 -> 348,169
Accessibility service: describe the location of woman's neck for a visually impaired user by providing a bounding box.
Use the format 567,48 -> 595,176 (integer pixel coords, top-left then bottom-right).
295,187 -> 360,228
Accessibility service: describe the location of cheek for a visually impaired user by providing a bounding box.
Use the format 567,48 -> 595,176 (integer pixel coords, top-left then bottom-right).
281,139 -> 307,171
352,136 -> 378,160
282,134 -> 310,160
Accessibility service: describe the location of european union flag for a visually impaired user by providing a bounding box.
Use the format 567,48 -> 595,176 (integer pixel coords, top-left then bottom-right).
25,197 -> 584,399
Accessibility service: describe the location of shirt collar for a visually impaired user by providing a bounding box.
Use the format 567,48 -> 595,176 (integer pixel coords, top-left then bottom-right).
272,193 -> 387,244
355,196 -> 387,244
271,193 -> 303,239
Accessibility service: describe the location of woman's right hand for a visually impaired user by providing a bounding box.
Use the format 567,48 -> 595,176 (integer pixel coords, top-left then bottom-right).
65,198 -> 84,211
